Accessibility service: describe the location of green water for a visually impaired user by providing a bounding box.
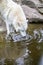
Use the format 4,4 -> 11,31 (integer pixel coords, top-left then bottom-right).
0,24 -> 43,65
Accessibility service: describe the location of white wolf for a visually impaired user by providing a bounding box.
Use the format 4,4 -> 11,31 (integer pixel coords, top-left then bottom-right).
0,0 -> 28,38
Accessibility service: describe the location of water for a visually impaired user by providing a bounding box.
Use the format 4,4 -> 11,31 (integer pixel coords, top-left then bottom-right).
0,24 -> 43,65
38,55 -> 43,65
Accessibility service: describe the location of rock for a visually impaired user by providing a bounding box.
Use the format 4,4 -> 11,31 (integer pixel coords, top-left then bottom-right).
22,5 -> 43,22
22,0 -> 36,8
22,0 -> 43,14
29,0 -> 43,14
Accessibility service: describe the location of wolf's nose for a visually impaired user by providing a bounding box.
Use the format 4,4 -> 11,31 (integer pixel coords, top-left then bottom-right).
20,31 -> 26,37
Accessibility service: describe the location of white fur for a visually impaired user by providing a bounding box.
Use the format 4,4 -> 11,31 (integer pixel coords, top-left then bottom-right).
0,0 -> 28,37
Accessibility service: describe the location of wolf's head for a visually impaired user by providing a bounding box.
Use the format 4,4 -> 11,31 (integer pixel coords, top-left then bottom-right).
13,18 -> 28,37
19,20 -> 28,37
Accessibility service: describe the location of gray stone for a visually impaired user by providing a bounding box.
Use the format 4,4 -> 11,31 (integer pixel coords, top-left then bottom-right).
22,5 -> 43,22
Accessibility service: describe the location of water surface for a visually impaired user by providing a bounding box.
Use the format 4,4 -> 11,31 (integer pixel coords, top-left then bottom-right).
0,24 -> 43,65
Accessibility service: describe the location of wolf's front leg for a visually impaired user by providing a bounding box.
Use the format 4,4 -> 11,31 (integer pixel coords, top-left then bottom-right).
5,21 -> 11,40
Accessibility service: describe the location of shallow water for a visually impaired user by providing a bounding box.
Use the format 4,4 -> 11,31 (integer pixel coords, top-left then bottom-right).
0,24 -> 43,65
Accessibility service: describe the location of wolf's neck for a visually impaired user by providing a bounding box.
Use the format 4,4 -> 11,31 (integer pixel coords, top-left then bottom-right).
0,1 -> 7,12
0,0 -> 12,12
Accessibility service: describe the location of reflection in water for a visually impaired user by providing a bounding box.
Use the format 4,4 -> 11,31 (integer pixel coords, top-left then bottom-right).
28,42 -> 41,65
38,55 -> 43,65
16,57 -> 24,65
0,58 -> 5,65
38,28 -> 43,43
33,28 -> 43,43
0,24 -> 43,65
33,29 -> 40,40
